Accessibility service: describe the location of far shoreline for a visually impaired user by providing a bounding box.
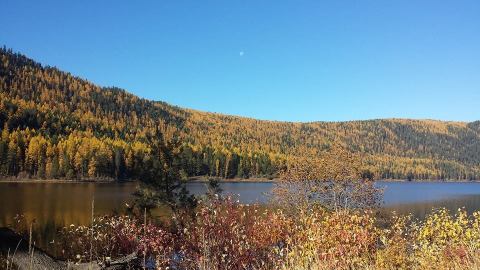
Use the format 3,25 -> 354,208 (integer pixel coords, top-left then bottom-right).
0,177 -> 129,184
1,176 -> 480,184
187,176 -> 276,183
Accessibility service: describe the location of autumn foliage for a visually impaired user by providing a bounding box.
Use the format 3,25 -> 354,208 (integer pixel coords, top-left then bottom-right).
2,48 -> 480,181
52,200 -> 480,270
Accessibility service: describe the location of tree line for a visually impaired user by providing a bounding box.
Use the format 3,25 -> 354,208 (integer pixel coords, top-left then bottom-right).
0,125 -> 280,180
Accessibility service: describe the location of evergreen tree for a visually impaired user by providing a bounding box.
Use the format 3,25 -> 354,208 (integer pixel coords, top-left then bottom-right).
135,135 -> 196,214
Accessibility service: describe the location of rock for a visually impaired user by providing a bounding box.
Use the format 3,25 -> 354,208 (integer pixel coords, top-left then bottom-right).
0,227 -> 66,270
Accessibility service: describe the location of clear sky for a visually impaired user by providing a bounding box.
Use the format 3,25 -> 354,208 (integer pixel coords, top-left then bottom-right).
1,1 -> 479,122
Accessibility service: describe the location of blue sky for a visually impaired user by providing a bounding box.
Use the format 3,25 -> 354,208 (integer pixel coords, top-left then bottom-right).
1,0 -> 479,122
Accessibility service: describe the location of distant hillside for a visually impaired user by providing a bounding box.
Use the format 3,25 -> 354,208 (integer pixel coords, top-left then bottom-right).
1,47 -> 479,181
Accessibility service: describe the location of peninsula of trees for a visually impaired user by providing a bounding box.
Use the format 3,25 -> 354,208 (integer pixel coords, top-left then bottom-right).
1,47 -> 479,181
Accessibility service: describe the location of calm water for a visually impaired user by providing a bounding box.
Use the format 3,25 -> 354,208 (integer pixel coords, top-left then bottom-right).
3,181 -> 480,251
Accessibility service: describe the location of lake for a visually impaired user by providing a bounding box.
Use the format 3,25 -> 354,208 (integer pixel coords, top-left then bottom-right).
2,180 -> 480,252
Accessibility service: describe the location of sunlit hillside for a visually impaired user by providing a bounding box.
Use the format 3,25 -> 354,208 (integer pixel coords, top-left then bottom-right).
1,47 -> 480,180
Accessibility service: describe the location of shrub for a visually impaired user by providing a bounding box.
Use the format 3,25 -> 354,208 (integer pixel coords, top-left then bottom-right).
178,196 -> 289,270
53,202 -> 480,270
278,209 -> 378,270
57,215 -> 175,268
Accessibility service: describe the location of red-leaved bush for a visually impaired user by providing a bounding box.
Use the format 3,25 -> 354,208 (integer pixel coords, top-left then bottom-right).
58,215 -> 175,268
177,196 -> 290,269
55,197 -> 381,269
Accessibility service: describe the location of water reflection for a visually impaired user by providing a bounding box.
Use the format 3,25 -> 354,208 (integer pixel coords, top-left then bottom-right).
378,181 -> 480,205
186,182 -> 273,203
383,194 -> 480,218
0,182 -> 137,251
377,181 -> 480,218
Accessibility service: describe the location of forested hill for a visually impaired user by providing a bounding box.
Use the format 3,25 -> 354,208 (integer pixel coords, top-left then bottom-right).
1,47 -> 480,181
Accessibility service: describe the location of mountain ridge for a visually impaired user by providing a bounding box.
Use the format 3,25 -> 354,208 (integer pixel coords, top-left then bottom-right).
1,47 -> 480,180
